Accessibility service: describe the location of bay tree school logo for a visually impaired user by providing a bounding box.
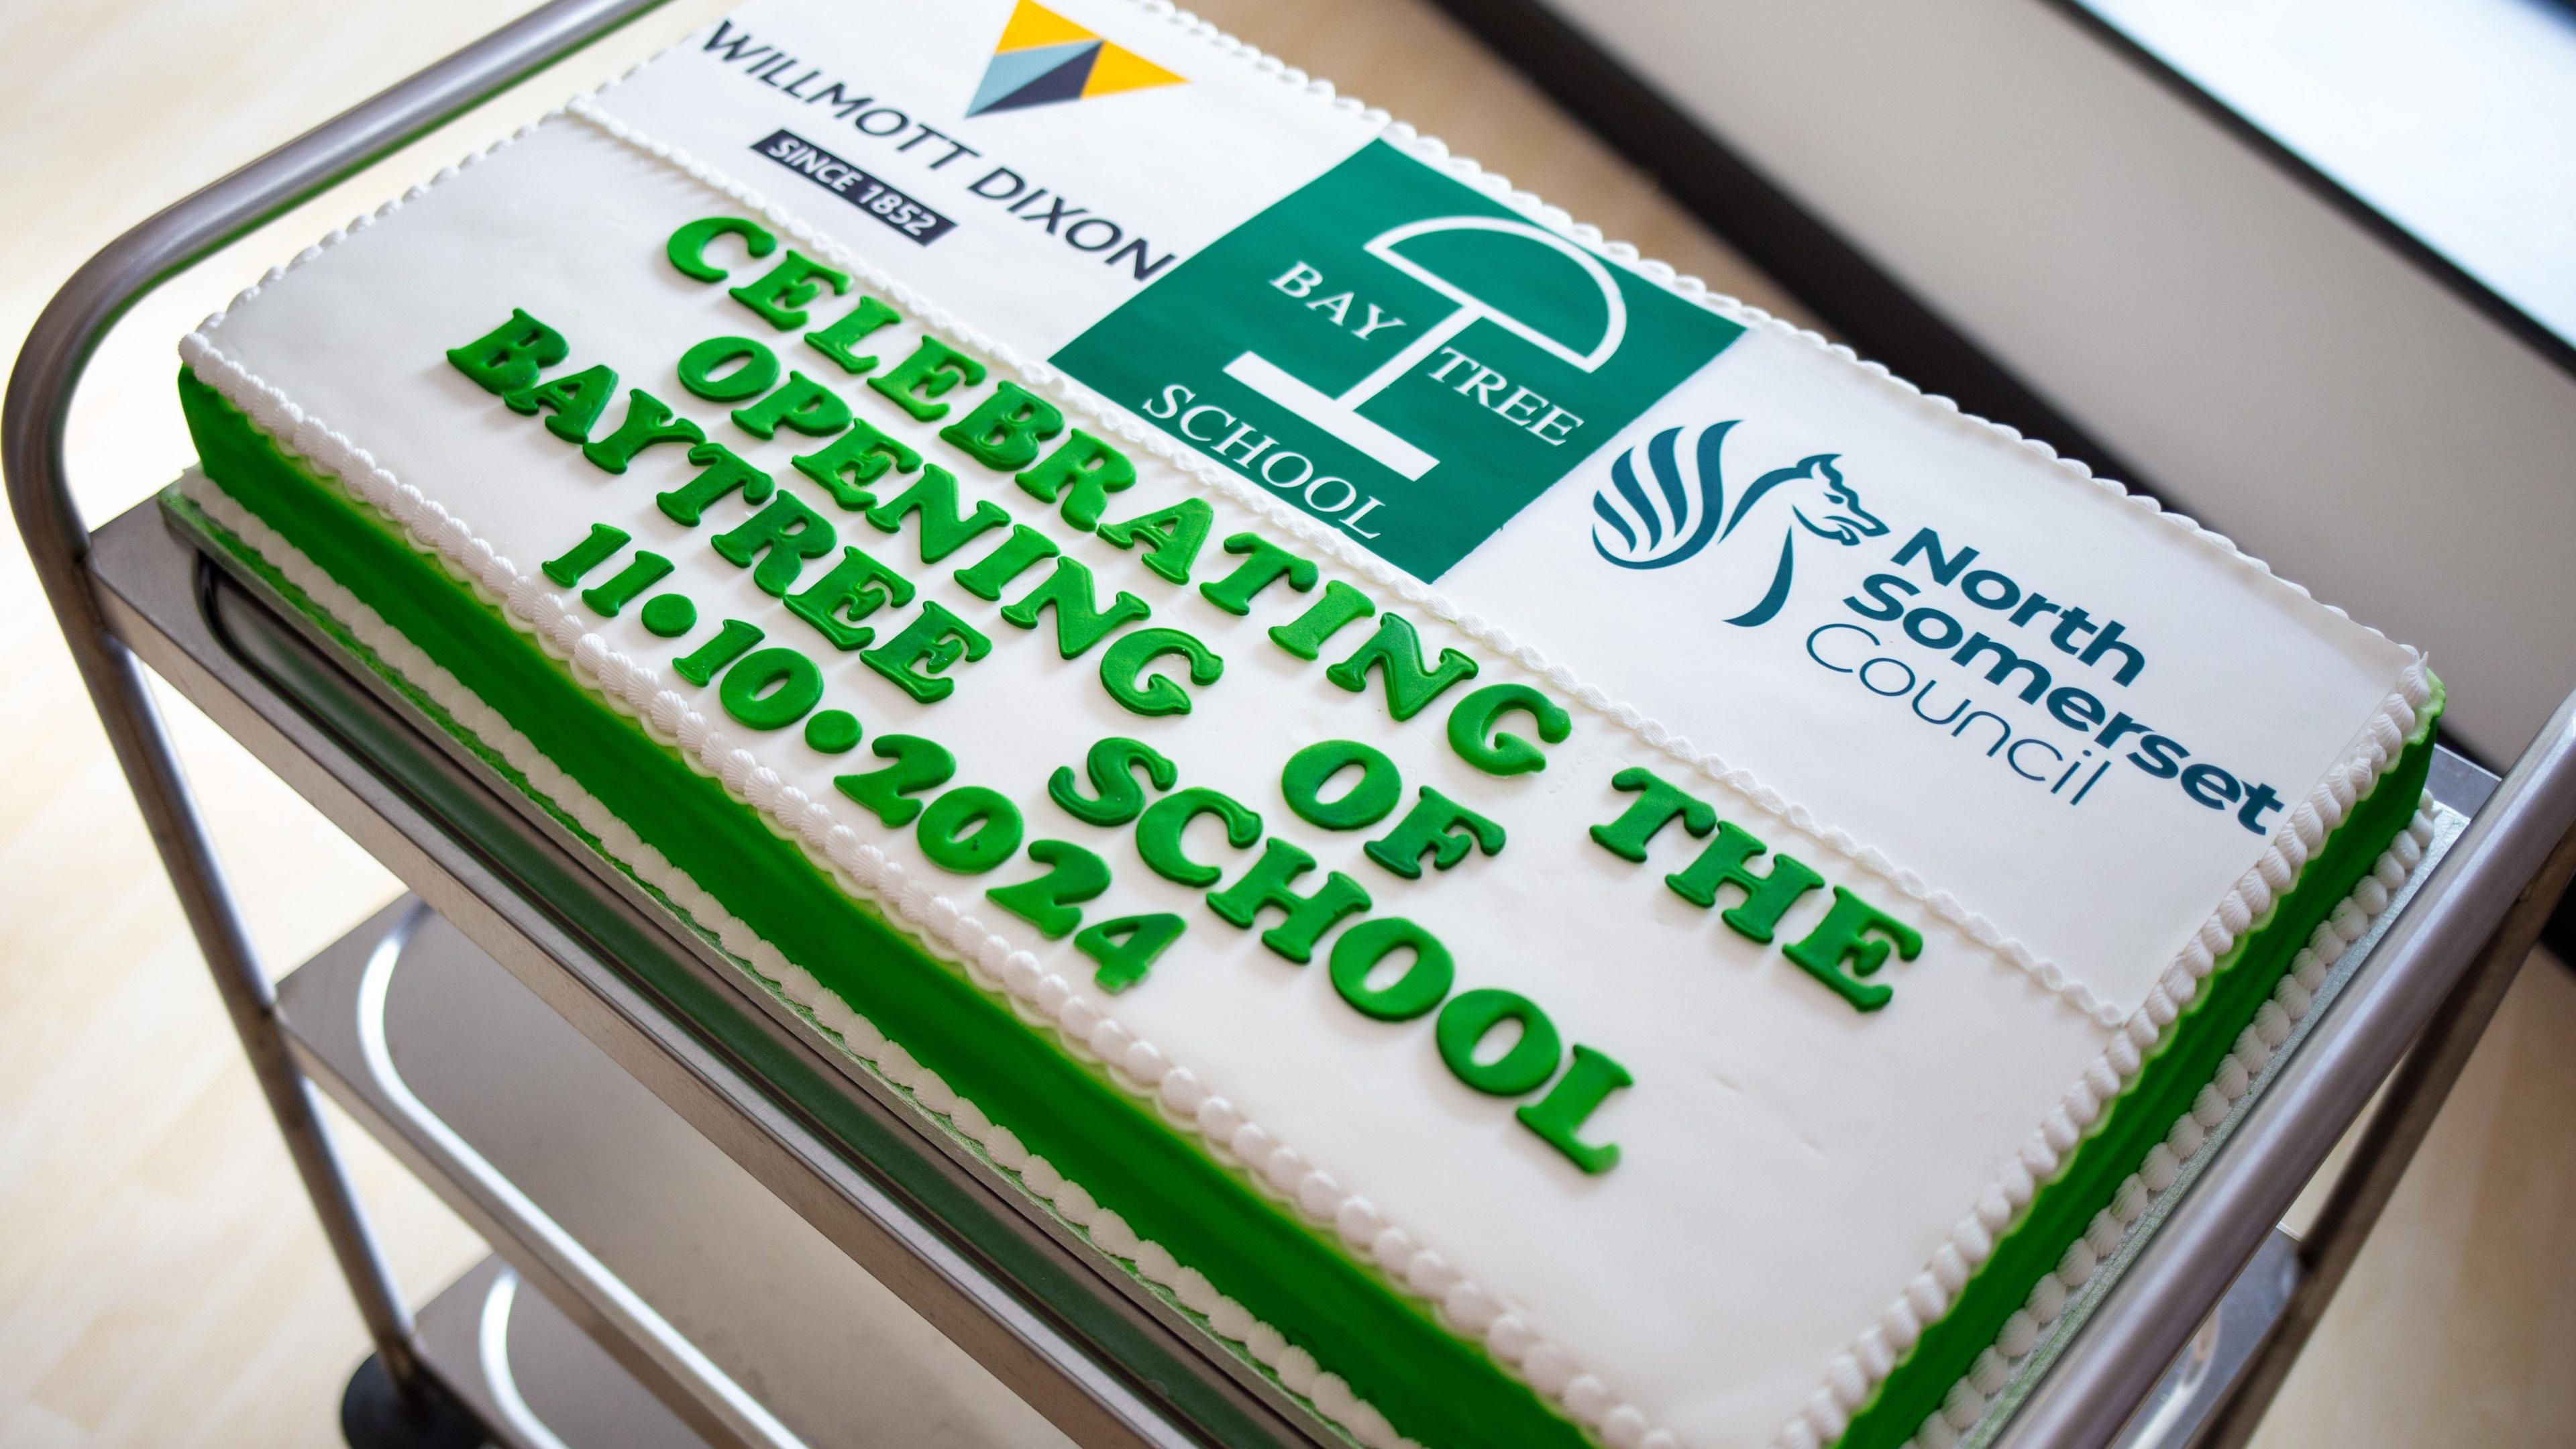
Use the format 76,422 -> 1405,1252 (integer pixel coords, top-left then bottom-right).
1225,217 -> 1628,482
1053,142 -> 1745,581
1592,421 -> 1888,627
966,1 -> 1186,117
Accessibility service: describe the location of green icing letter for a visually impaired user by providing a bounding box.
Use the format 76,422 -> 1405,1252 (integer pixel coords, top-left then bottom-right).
804,295 -> 903,375
1328,917 -> 1454,1022
1589,766 -> 1717,862
1435,989 -> 1561,1096
951,525 -> 1061,602
1364,788 -> 1505,880
793,417 -> 919,510
985,840 -> 1112,939
1267,580 -> 1375,661
1095,498 -> 1214,585
785,545 -> 916,651
1665,821 -> 1825,944
999,558 -> 1150,660
446,309 -> 568,395
867,337 -> 987,422
504,362 -> 619,444
865,466 -> 1010,565
581,389 -> 706,474
831,734 -> 956,826
1447,683 -> 1572,777
1133,788 -> 1261,888
666,216 -> 775,282
657,443 -> 775,526
676,335 -> 781,402
1099,628 -> 1223,718
1279,739 -> 1402,831
1014,429 -> 1134,531
731,371 -> 853,441
1199,533 -> 1316,616
1049,737 -> 1178,827
1324,613 -> 1480,722
728,250 -> 851,331
1205,839 -> 1371,965
712,490 -> 837,596
1781,887 -> 1923,1013
861,602 -> 991,704
1515,1046 -> 1632,1174
939,381 -> 1063,472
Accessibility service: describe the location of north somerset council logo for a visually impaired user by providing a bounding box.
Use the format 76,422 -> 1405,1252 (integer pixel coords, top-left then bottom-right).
1590,421 -> 1888,627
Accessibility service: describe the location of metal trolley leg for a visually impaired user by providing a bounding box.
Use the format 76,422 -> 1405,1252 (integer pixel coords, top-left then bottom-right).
2200,816 -> 2576,1448
3,0 -> 671,1429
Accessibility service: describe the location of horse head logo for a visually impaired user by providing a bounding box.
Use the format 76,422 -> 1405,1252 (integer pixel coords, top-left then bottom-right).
1591,421 -> 1887,627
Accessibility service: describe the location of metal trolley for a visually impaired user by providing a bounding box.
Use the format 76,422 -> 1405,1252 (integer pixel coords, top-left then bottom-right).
11,3 -> 2576,1444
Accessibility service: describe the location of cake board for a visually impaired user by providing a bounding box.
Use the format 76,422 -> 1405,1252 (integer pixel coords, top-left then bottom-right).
13,2 -> 2576,1446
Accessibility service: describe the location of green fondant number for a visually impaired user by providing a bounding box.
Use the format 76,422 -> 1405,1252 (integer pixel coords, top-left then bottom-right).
672,619 -> 763,686
582,551 -> 672,618
541,523 -> 627,588
832,735 -> 956,827
1075,913 -> 1187,994
916,786 -> 1024,875
717,647 -> 824,731
985,840 -> 1111,939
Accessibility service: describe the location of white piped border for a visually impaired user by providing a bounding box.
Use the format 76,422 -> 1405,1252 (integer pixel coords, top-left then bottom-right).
174,17 -> 2445,1443
1888,802 -> 2440,1449
174,458 -> 1444,1449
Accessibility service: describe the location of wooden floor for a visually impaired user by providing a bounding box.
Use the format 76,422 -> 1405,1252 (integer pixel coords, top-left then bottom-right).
0,1 -> 2569,1445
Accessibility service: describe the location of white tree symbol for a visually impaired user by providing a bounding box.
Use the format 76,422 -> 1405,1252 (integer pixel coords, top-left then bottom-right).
1224,217 -> 1630,480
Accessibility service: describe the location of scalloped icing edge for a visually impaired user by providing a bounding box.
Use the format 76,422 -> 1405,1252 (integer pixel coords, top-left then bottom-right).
1784,798 -> 2440,1449
172,25 -> 2438,1444
1892,801 -> 2440,1449
172,460 -> 1444,1449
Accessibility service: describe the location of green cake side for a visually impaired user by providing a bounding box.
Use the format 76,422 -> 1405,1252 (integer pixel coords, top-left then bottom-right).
180,366 -> 2441,1449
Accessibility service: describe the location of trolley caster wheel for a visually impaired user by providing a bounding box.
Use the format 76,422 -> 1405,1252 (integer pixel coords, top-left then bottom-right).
340,1352 -> 484,1448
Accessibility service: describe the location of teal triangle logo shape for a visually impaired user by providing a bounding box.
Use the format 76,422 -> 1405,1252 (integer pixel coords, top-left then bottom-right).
967,40 -> 1100,117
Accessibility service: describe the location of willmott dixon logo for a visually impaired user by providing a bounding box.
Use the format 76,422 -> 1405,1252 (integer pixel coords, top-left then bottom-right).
966,1 -> 1186,117
1591,421 -> 1888,627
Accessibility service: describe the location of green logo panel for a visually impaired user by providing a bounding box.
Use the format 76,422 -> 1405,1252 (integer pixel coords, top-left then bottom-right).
1051,141 -> 1743,580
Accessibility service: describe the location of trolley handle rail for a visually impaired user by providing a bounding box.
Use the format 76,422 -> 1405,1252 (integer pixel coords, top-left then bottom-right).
3,0 -> 671,1407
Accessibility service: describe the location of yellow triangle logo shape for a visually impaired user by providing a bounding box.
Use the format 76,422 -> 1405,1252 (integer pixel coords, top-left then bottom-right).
995,0 -> 1095,54
1081,41 -> 1185,99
